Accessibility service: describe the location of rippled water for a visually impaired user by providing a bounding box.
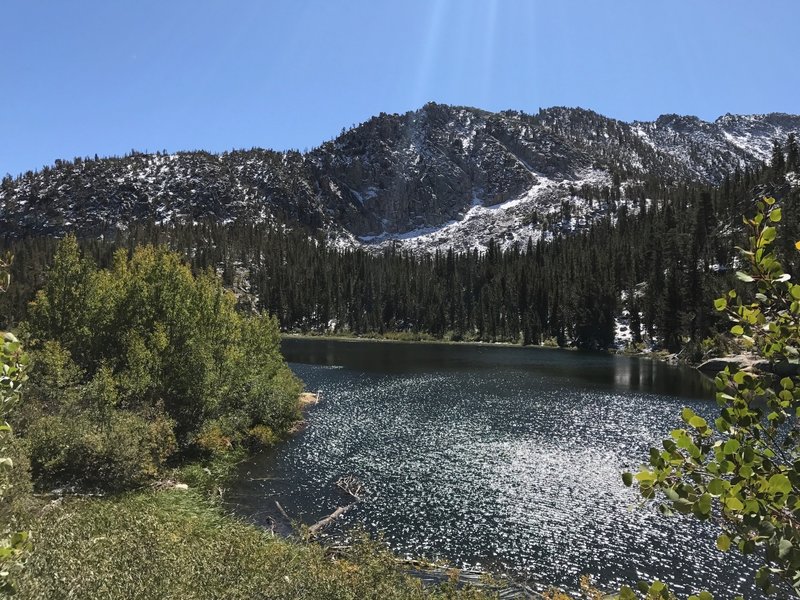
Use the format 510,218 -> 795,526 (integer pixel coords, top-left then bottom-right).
229,339 -> 761,597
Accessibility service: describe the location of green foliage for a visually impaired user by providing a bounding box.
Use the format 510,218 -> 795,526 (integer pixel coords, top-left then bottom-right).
4,148 -> 797,352
15,489 -> 492,599
624,198 -> 800,595
0,332 -> 28,441
174,450 -> 246,497
0,256 -> 31,595
20,238 -> 301,490
26,410 -> 176,491
1,259 -> 29,424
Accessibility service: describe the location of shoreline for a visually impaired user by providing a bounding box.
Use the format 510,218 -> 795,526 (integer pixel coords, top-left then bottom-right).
280,331 -> 679,362
283,331 -> 582,352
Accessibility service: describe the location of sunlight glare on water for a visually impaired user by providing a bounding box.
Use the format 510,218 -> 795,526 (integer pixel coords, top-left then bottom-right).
230,339 -> 760,598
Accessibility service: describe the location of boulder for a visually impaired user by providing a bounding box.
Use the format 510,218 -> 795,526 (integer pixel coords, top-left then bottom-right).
697,354 -> 797,376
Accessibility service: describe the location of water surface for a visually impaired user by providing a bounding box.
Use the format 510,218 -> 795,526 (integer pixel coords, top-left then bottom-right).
230,339 -> 760,597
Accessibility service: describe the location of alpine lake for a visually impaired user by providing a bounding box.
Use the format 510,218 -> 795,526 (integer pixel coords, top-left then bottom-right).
229,338 -> 762,598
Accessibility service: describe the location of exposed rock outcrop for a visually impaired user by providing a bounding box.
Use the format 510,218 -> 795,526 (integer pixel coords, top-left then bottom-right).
2,104 -> 799,253
697,355 -> 799,376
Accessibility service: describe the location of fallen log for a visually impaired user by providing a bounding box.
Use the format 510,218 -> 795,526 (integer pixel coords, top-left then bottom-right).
275,500 -> 290,521
306,474 -> 366,537
308,504 -> 353,535
336,474 -> 365,501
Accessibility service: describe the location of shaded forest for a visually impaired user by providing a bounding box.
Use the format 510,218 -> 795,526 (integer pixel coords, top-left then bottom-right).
2,137 -> 798,354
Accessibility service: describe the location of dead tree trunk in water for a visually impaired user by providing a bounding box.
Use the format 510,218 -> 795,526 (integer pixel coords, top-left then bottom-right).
307,475 -> 365,537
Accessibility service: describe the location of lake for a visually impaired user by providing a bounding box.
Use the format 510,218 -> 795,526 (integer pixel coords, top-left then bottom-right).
229,338 -> 760,597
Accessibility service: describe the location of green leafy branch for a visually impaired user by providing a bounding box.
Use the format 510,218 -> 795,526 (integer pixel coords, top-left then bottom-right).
0,256 -> 31,596
624,198 -> 800,597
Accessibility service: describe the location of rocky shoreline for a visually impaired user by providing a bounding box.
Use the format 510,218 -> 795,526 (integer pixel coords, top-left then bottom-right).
696,354 -> 800,377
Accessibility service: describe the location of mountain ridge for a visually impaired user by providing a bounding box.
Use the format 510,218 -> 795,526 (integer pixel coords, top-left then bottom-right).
3,103 -> 799,253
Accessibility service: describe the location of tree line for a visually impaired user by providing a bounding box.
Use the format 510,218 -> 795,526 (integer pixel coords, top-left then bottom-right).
1,135 -> 798,354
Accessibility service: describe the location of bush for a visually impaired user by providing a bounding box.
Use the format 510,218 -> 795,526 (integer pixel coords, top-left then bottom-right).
541,336 -> 560,347
27,238 -> 301,443
0,257 -> 32,593
19,237 -> 302,490
681,332 -> 735,364
247,424 -> 278,448
193,419 -> 234,456
27,409 -> 176,491
175,451 -> 245,496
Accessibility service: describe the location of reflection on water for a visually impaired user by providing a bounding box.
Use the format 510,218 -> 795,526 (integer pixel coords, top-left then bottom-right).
279,339 -> 714,399
229,339 -> 760,598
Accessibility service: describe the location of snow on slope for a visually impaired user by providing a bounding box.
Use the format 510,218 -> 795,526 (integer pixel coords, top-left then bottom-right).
2,105 -> 799,254
356,169 -> 612,252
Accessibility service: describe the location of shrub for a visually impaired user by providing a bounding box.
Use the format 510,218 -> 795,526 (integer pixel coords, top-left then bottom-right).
20,237 -> 302,489
193,419 -> 234,456
541,336 -> 559,347
0,256 -> 32,593
247,424 -> 278,448
27,409 -> 176,491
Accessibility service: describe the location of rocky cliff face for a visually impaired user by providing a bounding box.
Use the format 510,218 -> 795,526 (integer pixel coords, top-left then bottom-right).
2,103 -> 798,252
0,149 -> 329,237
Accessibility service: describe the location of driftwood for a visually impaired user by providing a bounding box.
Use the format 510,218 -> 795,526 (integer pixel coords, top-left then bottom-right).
308,505 -> 354,535
307,475 -> 366,537
336,474 -> 364,500
275,500 -> 290,521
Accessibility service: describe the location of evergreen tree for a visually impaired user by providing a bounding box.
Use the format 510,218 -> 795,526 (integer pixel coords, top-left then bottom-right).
787,132 -> 799,172
0,156 -> 789,354
771,138 -> 786,176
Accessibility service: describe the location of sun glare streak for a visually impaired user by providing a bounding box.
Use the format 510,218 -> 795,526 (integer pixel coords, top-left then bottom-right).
479,0 -> 499,105
413,0 -> 448,106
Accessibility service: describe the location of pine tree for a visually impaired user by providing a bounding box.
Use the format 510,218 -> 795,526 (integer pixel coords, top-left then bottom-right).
771,138 -> 787,176
787,132 -> 799,172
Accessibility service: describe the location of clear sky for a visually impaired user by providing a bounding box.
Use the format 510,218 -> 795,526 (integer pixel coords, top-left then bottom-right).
2,0 -> 798,178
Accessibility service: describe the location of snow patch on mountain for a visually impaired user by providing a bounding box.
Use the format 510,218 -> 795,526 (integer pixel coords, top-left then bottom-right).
2,104 -> 799,254
358,168 -> 612,252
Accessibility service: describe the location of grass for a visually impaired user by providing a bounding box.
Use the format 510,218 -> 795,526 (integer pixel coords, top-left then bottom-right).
15,489 -> 496,600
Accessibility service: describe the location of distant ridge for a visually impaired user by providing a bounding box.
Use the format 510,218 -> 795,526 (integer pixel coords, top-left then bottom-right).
2,104 -> 799,252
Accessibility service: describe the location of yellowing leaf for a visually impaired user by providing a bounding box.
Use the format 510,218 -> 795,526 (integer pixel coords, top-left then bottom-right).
717,534 -> 731,551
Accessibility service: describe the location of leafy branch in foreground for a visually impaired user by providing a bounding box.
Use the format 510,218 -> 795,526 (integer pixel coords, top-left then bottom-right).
0,255 -> 31,595
625,197 -> 800,597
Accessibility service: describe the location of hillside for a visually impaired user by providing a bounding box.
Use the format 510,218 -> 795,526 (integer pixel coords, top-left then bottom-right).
3,104 -> 799,253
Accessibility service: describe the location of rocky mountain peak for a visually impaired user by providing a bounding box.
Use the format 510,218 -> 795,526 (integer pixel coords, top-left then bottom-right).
2,105 -> 799,253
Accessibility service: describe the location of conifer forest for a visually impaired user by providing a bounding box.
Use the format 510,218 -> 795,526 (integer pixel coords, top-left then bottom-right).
2,137 -> 799,355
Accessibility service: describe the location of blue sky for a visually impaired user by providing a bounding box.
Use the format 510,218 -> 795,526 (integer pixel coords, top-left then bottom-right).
2,0 -> 798,178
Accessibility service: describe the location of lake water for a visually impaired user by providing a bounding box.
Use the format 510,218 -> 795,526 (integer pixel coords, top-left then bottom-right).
229,338 -> 761,597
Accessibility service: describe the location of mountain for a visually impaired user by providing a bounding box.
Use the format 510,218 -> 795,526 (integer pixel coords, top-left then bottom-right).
2,103 -> 799,252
